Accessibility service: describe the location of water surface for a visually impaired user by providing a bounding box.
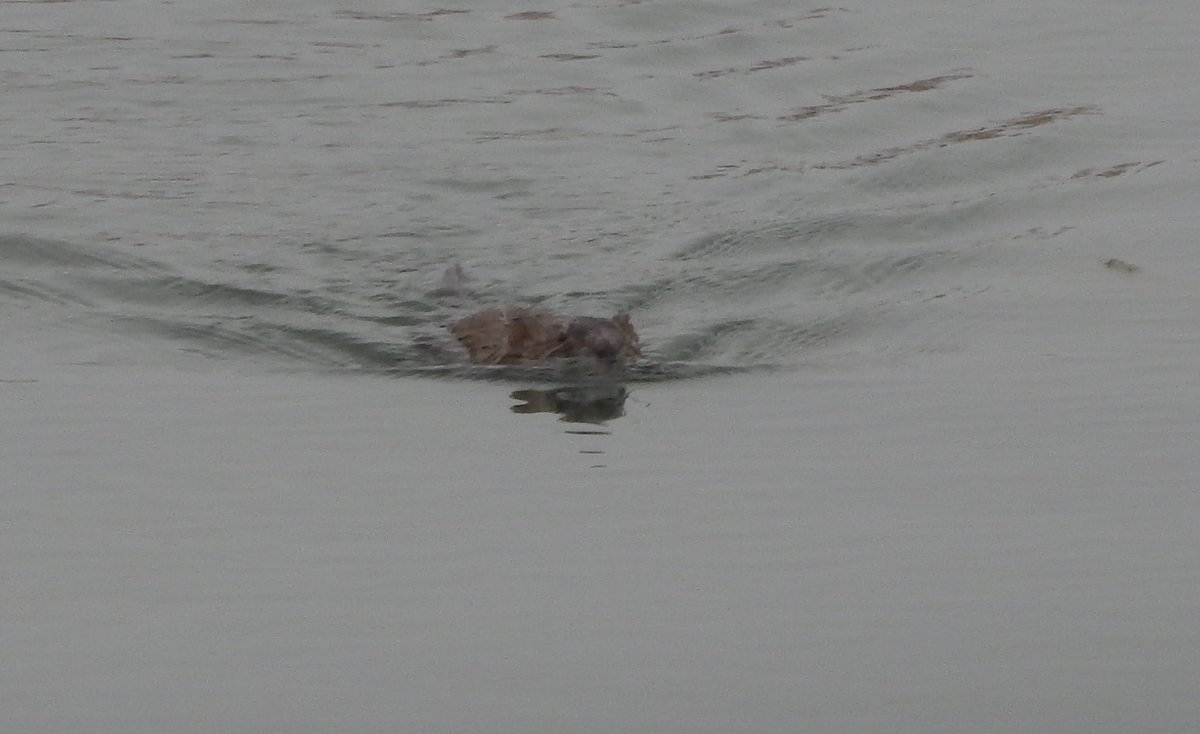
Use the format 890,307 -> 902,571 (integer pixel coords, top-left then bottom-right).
3,0 -> 1199,732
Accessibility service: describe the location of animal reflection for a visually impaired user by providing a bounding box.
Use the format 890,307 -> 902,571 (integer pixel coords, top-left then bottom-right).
509,385 -> 630,423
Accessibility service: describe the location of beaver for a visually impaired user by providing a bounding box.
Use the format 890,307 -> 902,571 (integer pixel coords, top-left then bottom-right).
449,307 -> 641,366
432,263 -> 641,367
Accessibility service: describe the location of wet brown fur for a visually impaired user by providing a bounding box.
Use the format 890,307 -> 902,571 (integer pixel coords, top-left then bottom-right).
449,308 -> 641,365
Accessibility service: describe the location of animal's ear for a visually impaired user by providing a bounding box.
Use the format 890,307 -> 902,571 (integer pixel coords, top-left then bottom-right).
611,313 -> 638,339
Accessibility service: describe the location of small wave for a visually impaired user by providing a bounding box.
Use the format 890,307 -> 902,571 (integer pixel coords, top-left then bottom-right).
1,215 -> 980,381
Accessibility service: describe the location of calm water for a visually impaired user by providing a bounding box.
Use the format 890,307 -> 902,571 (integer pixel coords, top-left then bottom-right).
3,1 -> 1199,732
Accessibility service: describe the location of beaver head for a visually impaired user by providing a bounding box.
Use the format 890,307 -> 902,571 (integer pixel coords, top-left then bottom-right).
565,314 -> 641,363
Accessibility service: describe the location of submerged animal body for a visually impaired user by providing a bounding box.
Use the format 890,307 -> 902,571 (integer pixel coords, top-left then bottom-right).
449,308 -> 641,366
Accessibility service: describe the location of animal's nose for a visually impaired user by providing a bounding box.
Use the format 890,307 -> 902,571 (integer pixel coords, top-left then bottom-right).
585,330 -> 623,359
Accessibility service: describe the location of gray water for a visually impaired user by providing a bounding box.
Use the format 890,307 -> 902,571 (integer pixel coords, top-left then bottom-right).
4,1 -> 1200,732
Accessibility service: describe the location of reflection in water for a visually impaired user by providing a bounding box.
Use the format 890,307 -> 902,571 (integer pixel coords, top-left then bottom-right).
510,383 -> 629,424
